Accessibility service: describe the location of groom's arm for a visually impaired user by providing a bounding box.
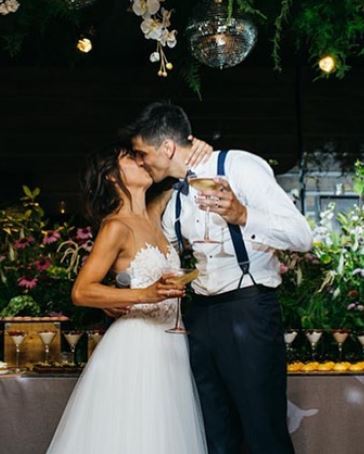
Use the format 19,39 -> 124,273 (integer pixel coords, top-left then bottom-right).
195,152 -> 313,252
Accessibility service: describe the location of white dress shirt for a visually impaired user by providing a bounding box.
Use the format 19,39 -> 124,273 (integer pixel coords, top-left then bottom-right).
162,150 -> 313,295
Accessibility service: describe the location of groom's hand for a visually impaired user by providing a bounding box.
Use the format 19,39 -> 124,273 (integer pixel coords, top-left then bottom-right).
195,177 -> 247,226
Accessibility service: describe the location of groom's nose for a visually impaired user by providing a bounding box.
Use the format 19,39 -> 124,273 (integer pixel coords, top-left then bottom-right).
135,153 -> 144,166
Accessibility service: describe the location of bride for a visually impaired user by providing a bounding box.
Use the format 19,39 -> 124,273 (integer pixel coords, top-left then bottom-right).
46,139 -> 210,454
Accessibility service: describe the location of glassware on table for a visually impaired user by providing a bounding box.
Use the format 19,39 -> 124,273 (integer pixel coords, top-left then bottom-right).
305,329 -> 323,361
357,332 -> 364,358
63,331 -> 83,365
38,330 -> 57,365
284,329 -> 298,361
332,329 -> 349,361
88,330 -> 104,346
163,268 -> 199,335
8,330 -> 27,372
188,176 -> 223,244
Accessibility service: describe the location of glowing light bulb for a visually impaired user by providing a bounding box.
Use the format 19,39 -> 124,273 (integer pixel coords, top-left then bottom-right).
319,55 -> 336,74
77,38 -> 92,53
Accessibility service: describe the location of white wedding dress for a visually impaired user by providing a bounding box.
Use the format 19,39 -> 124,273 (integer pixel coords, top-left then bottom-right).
47,244 -> 207,454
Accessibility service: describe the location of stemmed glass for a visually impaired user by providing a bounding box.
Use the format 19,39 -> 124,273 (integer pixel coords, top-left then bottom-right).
357,331 -> 364,358
332,329 -> 349,361
63,331 -> 83,365
38,330 -> 57,365
305,329 -> 323,361
284,329 -> 298,361
88,330 -> 104,346
188,176 -> 222,244
213,216 -> 234,258
163,267 -> 199,335
8,330 -> 27,372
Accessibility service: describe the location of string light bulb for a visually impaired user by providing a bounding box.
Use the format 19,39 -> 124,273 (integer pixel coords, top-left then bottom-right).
77,38 -> 92,53
318,55 -> 336,74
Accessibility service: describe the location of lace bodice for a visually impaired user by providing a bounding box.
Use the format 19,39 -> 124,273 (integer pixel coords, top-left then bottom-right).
123,243 -> 180,323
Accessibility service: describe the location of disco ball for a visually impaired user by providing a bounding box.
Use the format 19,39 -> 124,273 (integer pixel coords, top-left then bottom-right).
65,0 -> 97,10
186,0 -> 257,69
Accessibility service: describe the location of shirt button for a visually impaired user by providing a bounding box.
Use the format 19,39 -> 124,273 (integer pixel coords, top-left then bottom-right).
196,220 -> 200,223
251,234 -> 256,239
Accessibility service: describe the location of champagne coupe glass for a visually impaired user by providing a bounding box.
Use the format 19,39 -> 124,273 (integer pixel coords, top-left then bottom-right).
284,329 -> 298,362
8,330 -> 27,373
332,329 -> 349,361
188,176 -> 222,244
213,216 -> 235,258
305,329 -> 323,361
38,330 -> 57,365
163,268 -> 199,335
63,331 -> 83,365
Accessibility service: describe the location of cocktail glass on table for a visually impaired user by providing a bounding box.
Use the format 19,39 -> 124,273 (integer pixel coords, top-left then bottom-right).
8,330 -> 27,373
332,329 -> 349,361
38,330 -> 57,365
305,329 -> 323,361
63,331 -> 83,365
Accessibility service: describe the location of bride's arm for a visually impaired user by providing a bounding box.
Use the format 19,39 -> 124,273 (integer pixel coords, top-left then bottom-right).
71,219 -> 184,309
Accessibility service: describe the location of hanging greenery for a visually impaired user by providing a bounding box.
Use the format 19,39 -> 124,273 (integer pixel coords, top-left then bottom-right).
0,0 -> 363,95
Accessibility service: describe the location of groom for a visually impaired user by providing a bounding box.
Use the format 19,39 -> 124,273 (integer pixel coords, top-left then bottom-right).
128,102 -> 312,454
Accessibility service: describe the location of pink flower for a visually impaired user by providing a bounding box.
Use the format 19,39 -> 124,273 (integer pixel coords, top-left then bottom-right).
0,255 -> 6,263
279,263 -> 289,274
17,276 -> 38,290
76,227 -> 92,241
80,240 -> 93,252
43,230 -> 61,245
14,236 -> 34,249
34,257 -> 52,272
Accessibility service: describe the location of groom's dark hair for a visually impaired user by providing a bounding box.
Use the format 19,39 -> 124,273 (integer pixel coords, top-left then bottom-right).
127,102 -> 192,147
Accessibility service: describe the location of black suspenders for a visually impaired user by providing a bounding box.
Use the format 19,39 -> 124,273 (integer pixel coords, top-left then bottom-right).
175,150 -> 255,288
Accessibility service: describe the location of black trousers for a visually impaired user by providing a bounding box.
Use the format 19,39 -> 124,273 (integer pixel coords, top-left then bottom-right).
183,285 -> 295,454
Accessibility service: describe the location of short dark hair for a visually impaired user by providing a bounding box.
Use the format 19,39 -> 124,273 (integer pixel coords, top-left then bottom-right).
128,102 -> 192,147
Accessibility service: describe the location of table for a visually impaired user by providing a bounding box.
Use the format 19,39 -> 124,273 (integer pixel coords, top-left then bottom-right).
1,374 -> 364,454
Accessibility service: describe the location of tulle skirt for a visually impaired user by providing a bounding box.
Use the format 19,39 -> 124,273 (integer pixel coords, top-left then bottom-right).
47,316 -> 207,454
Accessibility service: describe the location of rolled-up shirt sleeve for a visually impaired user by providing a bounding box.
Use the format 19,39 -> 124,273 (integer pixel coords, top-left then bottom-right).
228,151 -> 313,252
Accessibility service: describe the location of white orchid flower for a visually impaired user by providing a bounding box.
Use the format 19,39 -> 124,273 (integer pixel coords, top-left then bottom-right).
132,0 -> 160,17
141,17 -> 163,40
149,51 -> 160,62
5,0 -> 19,12
166,30 -> 177,48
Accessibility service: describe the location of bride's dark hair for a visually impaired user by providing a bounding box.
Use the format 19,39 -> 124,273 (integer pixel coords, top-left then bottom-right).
82,141 -> 132,231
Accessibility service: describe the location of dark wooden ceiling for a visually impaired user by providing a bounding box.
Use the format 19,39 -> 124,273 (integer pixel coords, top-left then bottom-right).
0,1 -> 363,217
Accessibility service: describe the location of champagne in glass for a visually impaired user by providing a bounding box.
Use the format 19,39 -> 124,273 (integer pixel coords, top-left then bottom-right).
332,329 -> 349,361
305,329 -> 323,361
163,268 -> 199,335
8,330 -> 27,373
188,176 -> 222,244
284,329 -> 298,362
63,331 -> 83,365
38,330 -> 57,364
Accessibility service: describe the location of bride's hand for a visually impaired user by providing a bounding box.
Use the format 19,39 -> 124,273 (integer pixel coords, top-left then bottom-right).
185,136 -> 213,167
142,277 -> 186,304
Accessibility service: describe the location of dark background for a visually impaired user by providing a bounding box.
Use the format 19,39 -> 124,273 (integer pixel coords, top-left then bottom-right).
0,0 -> 363,217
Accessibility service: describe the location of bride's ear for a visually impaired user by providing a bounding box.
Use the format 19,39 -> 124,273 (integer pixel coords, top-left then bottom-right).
161,139 -> 176,160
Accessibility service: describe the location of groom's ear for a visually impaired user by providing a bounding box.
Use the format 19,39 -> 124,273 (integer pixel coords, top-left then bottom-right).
161,139 -> 176,160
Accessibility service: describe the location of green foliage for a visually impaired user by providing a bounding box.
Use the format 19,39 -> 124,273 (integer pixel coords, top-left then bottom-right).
0,295 -> 41,317
279,162 -> 364,331
0,186 -> 99,328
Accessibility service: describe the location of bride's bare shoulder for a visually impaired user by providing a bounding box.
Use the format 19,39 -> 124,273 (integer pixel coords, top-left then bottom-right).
98,217 -> 132,244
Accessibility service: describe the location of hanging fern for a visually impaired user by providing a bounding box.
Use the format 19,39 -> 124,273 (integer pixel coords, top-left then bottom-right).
181,59 -> 202,101
227,0 -> 266,21
272,0 -> 292,71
